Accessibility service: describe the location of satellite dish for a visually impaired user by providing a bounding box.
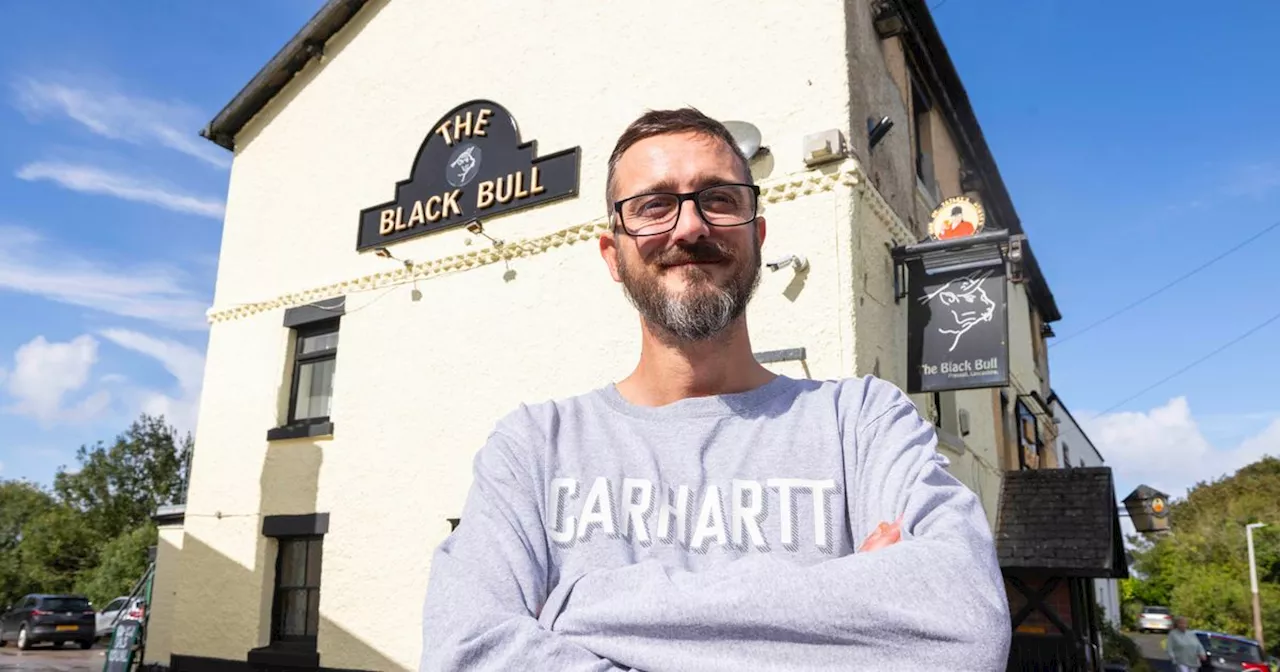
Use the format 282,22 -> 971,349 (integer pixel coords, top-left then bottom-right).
723,120 -> 763,159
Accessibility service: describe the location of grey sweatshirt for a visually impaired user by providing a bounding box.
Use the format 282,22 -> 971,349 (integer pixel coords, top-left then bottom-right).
420,375 -> 1011,671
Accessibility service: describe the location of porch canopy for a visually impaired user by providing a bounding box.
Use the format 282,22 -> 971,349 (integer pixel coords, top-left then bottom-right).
995,466 -> 1129,579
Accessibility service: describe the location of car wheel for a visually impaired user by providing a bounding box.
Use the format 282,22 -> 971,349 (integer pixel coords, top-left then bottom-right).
17,625 -> 30,650
79,640 -> 93,650
55,641 -> 65,648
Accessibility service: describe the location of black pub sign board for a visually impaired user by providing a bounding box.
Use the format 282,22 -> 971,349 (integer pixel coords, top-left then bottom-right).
357,100 -> 581,251
906,260 -> 1010,393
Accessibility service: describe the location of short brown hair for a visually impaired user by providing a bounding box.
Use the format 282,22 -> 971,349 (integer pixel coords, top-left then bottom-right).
605,108 -> 752,212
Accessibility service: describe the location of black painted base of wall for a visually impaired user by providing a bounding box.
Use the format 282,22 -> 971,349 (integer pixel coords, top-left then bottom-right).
171,653 -> 374,672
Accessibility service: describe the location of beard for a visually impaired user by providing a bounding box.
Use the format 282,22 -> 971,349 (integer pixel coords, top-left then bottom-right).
616,235 -> 762,342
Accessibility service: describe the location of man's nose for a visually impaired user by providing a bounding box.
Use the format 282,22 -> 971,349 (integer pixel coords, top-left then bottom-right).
669,198 -> 711,245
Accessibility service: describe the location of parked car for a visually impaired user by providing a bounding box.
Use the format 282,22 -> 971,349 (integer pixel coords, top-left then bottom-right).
95,596 -> 145,638
0,594 -> 96,650
1193,630 -> 1269,671
1138,605 -> 1173,633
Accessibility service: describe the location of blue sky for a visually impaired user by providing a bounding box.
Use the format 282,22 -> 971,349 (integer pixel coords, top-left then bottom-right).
0,2 -> 324,484
0,1 -> 1276,500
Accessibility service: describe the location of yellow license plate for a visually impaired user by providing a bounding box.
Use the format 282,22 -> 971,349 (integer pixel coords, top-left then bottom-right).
56,625 -> 78,632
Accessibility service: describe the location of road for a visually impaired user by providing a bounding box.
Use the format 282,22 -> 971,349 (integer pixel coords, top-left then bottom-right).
0,644 -> 105,672
1131,631 -> 1174,671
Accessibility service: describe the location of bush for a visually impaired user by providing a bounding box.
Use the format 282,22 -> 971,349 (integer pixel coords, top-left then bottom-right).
1101,618 -> 1155,672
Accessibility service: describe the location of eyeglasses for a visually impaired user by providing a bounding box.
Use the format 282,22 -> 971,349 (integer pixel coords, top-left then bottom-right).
612,183 -> 760,237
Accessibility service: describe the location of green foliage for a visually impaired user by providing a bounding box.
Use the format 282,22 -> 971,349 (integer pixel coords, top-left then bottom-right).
0,414 -> 190,609
1123,456 -> 1280,654
54,414 -> 192,540
17,505 -> 100,596
0,481 -> 55,606
76,524 -> 158,607
1101,616 -> 1155,672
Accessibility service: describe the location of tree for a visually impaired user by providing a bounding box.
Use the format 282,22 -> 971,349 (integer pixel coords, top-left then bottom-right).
1124,456 -> 1280,653
17,505 -> 99,597
76,524 -> 157,607
0,481 -> 55,606
53,414 -> 191,541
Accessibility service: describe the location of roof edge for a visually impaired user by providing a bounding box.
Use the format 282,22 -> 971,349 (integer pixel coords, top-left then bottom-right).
200,0 -> 369,152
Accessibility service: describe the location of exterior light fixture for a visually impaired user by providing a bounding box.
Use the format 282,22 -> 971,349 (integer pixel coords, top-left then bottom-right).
372,246 -> 412,269
766,254 -> 809,273
868,116 -> 894,151
465,218 -> 504,247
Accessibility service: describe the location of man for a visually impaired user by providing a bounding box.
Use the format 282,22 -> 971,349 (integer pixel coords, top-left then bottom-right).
940,205 -> 975,239
420,108 -> 1011,671
1167,616 -> 1207,672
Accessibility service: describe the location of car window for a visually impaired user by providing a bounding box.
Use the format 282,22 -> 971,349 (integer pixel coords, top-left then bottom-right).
41,597 -> 91,612
1200,635 -> 1262,662
22,597 -> 36,609
104,599 -> 126,612
1145,606 -> 1170,614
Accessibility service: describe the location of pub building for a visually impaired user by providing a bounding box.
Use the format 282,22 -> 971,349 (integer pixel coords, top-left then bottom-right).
143,0 -> 1125,670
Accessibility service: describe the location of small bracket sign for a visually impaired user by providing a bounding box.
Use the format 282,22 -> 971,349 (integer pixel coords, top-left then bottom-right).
357,100 -> 581,251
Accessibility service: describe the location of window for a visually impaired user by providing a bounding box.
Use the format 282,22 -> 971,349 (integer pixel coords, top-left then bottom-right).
104,598 -> 126,613
289,322 -> 338,424
270,298 -> 345,442
1016,400 -> 1040,470
911,70 -> 937,200
271,537 -> 323,646
42,597 -> 90,612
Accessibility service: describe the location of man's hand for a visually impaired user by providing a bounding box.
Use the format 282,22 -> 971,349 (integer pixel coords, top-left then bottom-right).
858,516 -> 903,553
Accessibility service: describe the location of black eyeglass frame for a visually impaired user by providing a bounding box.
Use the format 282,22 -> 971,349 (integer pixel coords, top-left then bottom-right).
612,183 -> 762,237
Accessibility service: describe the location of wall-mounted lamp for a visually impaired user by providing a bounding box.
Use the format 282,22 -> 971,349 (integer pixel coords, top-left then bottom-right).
766,254 -> 809,273
465,219 -> 504,247
373,247 -> 413,270
868,116 -> 894,151
873,3 -> 906,38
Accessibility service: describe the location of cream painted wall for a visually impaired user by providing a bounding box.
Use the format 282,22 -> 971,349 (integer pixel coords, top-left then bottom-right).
1005,280 -> 1057,466
165,0 -> 1015,669
143,522 -> 185,666
215,0 -> 855,309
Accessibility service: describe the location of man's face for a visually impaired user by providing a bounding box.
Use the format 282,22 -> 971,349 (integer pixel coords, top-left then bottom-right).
601,132 -> 766,341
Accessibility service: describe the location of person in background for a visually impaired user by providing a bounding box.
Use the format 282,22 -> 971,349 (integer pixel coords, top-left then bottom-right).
420,107 -> 1011,671
1167,616 -> 1207,672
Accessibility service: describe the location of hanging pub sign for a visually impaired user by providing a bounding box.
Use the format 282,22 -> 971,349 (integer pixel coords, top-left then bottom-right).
906,253 -> 1009,393
928,196 -> 985,241
357,100 -> 580,251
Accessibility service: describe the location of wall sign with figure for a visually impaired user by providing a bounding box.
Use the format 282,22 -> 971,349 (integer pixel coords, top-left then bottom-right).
357,100 -> 581,251
906,258 -> 1009,393
928,196 -> 985,241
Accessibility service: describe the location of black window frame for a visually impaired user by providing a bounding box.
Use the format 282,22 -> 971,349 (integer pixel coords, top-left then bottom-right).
1016,399 -> 1040,470
910,68 -> 934,186
287,320 -> 339,426
269,536 -> 323,648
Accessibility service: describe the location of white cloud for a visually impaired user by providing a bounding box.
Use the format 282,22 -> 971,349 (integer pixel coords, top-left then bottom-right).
0,224 -> 209,331
99,329 -> 205,436
13,77 -> 230,169
3,335 -> 106,425
17,162 -> 225,219
1082,397 -> 1280,500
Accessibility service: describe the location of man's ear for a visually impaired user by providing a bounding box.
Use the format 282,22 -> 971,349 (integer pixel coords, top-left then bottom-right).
600,227 -> 623,282
756,216 -> 767,247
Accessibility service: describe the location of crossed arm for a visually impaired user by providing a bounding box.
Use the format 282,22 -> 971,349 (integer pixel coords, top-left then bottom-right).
419,402 -> 1010,671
